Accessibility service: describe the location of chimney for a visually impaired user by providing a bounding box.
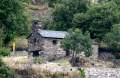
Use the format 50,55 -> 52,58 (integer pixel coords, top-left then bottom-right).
32,20 -> 42,32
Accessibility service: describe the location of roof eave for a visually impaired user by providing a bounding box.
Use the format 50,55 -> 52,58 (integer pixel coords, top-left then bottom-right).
42,37 -> 65,39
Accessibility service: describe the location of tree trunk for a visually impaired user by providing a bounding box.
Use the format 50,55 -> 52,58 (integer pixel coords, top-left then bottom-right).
70,51 -> 78,66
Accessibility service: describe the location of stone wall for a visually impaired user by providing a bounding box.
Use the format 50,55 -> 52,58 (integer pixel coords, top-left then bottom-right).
99,52 -> 114,61
28,32 -> 44,52
90,41 -> 99,59
42,38 -> 65,55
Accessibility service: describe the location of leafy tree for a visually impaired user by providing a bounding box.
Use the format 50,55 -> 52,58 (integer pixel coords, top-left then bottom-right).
0,28 -> 4,47
45,0 -> 88,31
47,0 -> 61,7
104,24 -> 120,51
73,13 -> 89,33
97,0 -> 110,3
0,0 -> 30,45
21,0 -> 31,3
61,29 -> 92,65
45,0 -> 120,40
73,1 -> 120,40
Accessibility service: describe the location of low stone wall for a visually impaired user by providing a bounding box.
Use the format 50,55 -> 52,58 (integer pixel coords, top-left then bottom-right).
11,51 -> 28,56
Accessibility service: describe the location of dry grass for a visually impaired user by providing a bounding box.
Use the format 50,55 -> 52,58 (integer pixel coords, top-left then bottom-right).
38,70 -> 80,78
2,56 -> 29,69
26,68 -> 80,78
53,58 -> 70,65
2,56 -> 81,78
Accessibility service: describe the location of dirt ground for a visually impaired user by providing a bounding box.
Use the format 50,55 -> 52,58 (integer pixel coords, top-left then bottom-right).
2,56 -> 119,78
2,56 -> 80,78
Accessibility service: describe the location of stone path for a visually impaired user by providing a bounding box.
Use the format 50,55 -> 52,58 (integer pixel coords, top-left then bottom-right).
84,68 -> 120,78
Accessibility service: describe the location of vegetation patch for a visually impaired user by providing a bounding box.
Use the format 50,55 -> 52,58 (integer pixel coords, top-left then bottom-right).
33,56 -> 45,64
0,48 -> 11,56
0,59 -> 18,78
79,68 -> 86,78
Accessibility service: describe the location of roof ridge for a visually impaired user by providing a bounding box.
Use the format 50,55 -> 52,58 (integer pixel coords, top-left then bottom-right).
37,29 -> 67,39
41,30 -> 67,33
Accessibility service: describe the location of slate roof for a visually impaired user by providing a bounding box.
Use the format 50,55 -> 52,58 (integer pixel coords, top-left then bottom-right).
37,30 -> 67,39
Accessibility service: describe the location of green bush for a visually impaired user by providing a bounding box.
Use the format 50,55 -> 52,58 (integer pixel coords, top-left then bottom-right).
104,24 -> 120,51
79,68 -> 86,78
0,59 -> 18,78
0,48 -> 11,56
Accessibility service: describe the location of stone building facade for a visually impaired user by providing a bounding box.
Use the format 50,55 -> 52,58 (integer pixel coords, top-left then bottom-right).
28,20 -> 99,59
27,20 -> 67,56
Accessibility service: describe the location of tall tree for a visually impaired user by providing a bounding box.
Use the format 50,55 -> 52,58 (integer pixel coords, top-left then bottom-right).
104,24 -> 120,51
73,1 -> 120,40
47,0 -> 61,7
0,0 -> 30,45
45,0 -> 120,41
61,29 -> 92,66
44,0 -> 88,31
0,28 -> 4,47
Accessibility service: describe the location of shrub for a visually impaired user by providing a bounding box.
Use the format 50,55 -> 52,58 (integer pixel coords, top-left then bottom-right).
0,48 -> 11,56
104,24 -> 120,51
79,68 -> 86,78
0,59 -> 18,78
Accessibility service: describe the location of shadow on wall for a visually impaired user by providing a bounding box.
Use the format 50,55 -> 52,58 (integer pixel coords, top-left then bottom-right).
99,48 -> 120,61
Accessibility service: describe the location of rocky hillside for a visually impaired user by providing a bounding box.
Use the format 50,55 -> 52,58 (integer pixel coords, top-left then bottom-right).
27,0 -> 50,21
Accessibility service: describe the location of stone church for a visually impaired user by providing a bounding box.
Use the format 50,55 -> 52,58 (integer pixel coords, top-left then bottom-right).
27,20 -> 68,56
27,20 -> 99,59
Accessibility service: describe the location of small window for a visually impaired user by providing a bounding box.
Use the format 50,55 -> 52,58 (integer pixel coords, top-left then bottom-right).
53,40 -> 57,45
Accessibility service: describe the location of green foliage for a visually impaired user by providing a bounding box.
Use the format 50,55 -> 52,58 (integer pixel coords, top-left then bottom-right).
45,0 -> 120,40
79,68 -> 86,78
73,13 -> 89,33
47,0 -> 61,7
45,0 -> 88,31
104,24 -> 120,51
88,2 -> 120,39
0,48 -> 11,56
0,0 -> 30,45
111,0 -> 120,5
33,57 -> 45,64
73,1 -> 120,40
61,29 -> 92,57
0,28 -> 4,47
21,0 -> 31,3
0,59 -> 17,78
